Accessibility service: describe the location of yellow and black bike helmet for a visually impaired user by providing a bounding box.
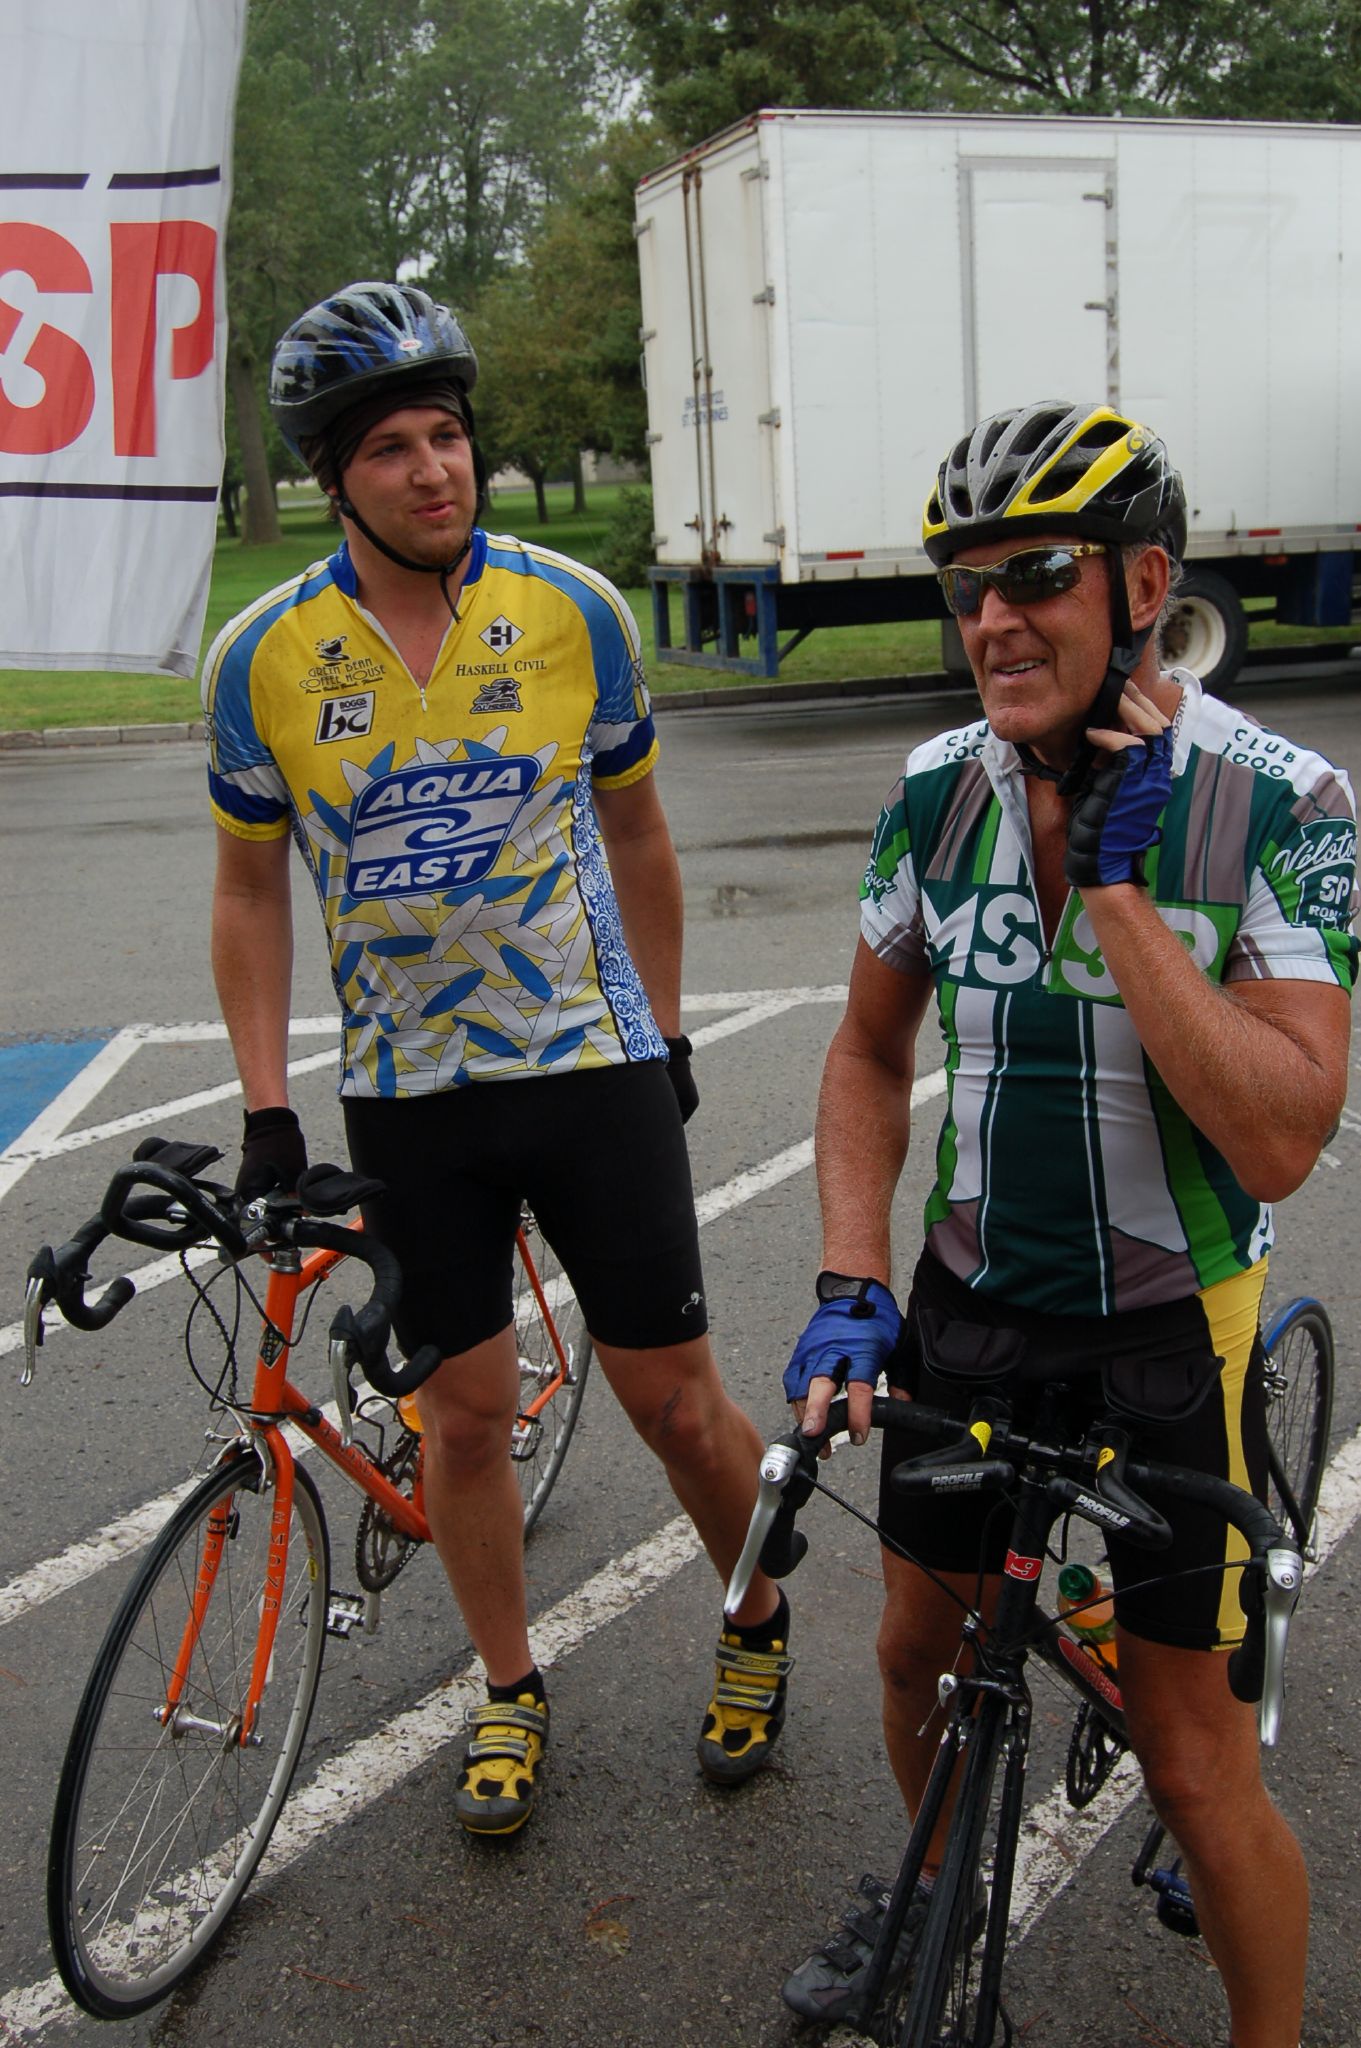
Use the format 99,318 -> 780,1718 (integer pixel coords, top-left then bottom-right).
922,402 -> 1186,566
923,403 -> 1188,790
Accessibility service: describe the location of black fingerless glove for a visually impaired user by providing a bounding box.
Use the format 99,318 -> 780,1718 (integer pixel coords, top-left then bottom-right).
663,1035 -> 699,1125
236,1106 -> 308,1198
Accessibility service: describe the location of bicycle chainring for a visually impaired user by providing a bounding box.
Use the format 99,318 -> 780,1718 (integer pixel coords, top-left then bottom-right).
355,1428 -> 423,1592
1065,1701 -> 1128,1808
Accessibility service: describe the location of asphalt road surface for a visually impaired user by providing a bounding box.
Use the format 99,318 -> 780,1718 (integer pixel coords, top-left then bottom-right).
1,674 -> 1359,2048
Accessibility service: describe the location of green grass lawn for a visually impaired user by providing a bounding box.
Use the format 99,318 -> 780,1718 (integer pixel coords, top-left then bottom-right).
0,482 -> 1352,731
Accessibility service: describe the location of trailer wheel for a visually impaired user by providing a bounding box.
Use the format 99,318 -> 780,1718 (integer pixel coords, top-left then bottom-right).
1161,571 -> 1247,690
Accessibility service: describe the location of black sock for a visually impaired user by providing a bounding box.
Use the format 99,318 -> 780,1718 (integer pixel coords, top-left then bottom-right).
487,1666 -> 544,1705
730,1588 -> 790,1650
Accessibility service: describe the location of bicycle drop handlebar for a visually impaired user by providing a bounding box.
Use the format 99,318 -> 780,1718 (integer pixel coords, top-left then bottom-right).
22,1139 -> 443,1404
726,1393 -> 1303,1746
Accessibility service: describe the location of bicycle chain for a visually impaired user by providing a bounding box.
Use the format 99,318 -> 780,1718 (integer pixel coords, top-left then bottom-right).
355,1428 -> 424,1592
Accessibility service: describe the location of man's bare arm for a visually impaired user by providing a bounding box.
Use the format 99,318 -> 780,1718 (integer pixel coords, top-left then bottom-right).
798,941 -> 934,1442
211,825 -> 295,1109
1079,884 -> 1350,1201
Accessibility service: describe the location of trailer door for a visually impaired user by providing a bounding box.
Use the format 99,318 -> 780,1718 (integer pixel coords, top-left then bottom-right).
963,160 -> 1116,419
677,146 -> 779,565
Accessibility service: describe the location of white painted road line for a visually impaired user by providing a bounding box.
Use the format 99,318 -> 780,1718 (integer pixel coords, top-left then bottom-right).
7,1051 -> 338,1165
0,1516 -> 705,2042
0,990 -> 849,1175
0,1031 -> 141,1201
0,1063 -> 946,1638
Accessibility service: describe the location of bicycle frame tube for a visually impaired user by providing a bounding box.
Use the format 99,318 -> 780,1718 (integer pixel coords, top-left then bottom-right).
160,1476 -> 239,1724
239,1423 -> 296,1745
513,1228 -> 569,1419
278,1388 -> 429,1541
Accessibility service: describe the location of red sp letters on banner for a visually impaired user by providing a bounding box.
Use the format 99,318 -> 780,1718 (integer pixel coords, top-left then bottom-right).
0,219 -> 216,459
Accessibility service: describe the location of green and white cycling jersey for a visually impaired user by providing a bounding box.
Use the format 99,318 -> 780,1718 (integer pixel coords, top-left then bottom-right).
861,670 -> 1359,1316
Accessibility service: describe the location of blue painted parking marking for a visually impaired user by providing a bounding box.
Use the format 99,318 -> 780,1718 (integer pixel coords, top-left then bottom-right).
0,1038 -> 114,1150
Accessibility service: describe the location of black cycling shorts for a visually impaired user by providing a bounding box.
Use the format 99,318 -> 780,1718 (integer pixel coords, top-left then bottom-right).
877,1249 -> 1271,1653
343,1063 -> 709,1359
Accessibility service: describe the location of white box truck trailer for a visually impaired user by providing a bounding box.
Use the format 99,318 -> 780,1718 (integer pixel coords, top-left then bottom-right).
634,107 -> 1361,685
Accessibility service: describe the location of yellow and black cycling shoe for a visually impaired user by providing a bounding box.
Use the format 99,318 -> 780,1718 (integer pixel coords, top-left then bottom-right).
696,1600 -> 793,1786
454,1689 -> 549,1836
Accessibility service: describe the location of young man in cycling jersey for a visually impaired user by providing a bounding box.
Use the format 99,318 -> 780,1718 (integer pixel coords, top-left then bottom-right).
780,403 -> 1355,2048
201,282 -> 791,1836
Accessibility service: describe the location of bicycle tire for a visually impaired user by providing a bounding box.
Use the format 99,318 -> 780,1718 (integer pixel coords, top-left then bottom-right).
513,1213 -> 592,1533
1261,1298 -> 1334,1554
895,1697 -> 1006,2048
48,1451 -> 329,2018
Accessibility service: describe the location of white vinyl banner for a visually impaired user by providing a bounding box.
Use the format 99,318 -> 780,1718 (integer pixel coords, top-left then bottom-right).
0,0 -> 246,677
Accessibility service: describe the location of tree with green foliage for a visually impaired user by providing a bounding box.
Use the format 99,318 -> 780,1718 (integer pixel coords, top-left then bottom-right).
223,0 -> 624,542
624,0 -> 918,143
904,0 -> 1356,117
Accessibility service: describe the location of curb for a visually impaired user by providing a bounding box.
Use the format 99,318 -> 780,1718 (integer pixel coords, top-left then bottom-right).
1,647 -> 1345,752
0,719 -> 205,751
0,673 -> 966,753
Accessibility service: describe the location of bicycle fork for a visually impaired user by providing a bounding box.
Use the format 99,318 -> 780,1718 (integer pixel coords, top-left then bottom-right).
158,1433 -> 296,1751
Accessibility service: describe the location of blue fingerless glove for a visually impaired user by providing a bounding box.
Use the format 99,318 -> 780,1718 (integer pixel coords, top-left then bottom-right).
1065,727 -> 1173,888
782,1273 -> 903,1403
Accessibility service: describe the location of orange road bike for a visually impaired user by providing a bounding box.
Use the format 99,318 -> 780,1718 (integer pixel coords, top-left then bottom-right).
22,1136 -> 591,2020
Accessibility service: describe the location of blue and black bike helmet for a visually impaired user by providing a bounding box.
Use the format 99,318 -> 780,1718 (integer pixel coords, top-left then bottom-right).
270,282 -> 485,610
923,402 -> 1187,788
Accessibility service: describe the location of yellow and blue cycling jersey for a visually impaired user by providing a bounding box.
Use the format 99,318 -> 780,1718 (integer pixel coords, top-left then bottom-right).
202,529 -> 667,1097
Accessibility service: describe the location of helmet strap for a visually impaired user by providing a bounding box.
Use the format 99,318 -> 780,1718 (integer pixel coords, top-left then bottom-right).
1014,546 -> 1153,796
336,490 -> 473,623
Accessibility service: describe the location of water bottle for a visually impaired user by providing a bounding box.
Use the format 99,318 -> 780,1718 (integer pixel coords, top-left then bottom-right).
1057,1562 -> 1117,1669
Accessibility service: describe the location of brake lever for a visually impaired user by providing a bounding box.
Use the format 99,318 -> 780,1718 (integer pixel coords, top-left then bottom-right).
329,1336 -> 357,1448
21,1275 -> 45,1387
1257,1543 -> 1303,1747
723,1435 -> 814,1619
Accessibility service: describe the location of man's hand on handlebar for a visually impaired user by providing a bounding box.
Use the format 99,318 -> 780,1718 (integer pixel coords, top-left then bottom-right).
783,1273 -> 902,1451
237,1106 -> 308,1198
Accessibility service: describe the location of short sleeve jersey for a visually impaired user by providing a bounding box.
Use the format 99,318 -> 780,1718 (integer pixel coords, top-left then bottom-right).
202,530 -> 666,1097
860,670 -> 1359,1316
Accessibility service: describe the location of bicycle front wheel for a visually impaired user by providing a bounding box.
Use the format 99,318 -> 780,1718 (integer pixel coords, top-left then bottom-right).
48,1450 -> 330,2018
512,1212 -> 592,1534
896,1697 -> 1007,2048
1261,1298 -> 1334,1554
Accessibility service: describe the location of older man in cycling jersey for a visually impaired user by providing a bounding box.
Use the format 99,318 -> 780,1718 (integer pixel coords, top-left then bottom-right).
201,282 -> 792,1838
780,403 -> 1355,2048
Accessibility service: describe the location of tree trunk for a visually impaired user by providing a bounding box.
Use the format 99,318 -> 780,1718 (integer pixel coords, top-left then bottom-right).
219,473 -> 239,538
527,459 -> 548,523
228,343 -> 282,545
571,447 -> 587,514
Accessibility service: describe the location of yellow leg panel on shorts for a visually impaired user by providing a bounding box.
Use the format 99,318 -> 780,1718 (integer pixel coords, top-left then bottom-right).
1197,1258 -> 1268,1649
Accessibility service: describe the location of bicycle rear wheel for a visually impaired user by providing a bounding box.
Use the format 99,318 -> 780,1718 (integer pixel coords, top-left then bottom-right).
1261,1298 -> 1334,1554
512,1211 -> 592,1533
48,1450 -> 329,2017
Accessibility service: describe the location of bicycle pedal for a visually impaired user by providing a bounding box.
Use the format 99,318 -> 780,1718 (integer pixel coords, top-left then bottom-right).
510,1416 -> 541,1462
1149,1865 -> 1199,1938
325,1591 -> 366,1640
